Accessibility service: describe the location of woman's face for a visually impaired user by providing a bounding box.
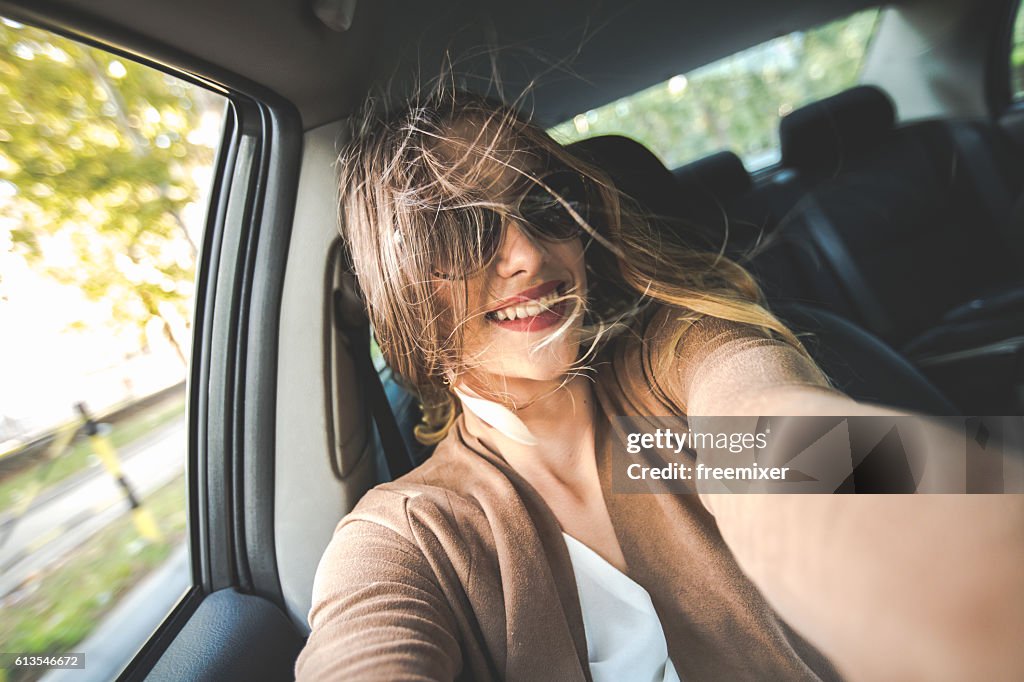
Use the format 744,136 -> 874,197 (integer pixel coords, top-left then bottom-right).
455,217 -> 587,386
432,128 -> 589,390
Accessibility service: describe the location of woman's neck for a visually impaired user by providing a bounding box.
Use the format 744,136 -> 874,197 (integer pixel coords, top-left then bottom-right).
459,374 -> 598,488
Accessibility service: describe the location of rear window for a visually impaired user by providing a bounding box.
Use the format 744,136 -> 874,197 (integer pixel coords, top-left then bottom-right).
549,9 -> 880,171
1012,0 -> 1024,100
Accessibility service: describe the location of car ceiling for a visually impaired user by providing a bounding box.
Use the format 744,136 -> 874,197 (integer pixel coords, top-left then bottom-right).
9,0 -> 885,129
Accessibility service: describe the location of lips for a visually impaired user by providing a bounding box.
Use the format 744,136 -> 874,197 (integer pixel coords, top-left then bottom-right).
484,280 -> 570,332
486,280 -> 563,314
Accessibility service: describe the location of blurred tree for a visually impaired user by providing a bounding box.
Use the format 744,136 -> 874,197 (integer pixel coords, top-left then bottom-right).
0,19 -> 222,364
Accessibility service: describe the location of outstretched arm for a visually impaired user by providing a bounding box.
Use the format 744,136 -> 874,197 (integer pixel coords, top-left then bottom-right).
678,319 -> 1024,681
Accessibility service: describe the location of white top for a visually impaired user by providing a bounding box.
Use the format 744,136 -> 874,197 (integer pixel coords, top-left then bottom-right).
563,533 -> 681,682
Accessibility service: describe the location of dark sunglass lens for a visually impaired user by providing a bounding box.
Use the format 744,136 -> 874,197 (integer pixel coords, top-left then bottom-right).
521,171 -> 590,240
431,208 -> 504,278
476,209 -> 504,266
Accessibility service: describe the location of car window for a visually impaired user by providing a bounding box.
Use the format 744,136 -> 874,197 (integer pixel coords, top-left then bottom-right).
0,16 -> 225,680
549,8 -> 880,170
1012,0 -> 1024,101
369,332 -> 388,374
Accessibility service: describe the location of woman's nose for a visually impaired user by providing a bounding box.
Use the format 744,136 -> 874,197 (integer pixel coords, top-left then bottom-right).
493,219 -> 545,279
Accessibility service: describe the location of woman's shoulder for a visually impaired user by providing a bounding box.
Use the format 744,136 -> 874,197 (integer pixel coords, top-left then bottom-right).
643,304 -> 777,378
335,432 -> 509,545
603,302 -> 820,414
314,437 -> 519,616
639,302 -> 770,354
341,470 -> 478,540
317,481 -> 486,599
606,302 -> 765,370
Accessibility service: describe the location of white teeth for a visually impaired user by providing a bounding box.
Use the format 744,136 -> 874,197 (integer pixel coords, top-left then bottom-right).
490,288 -> 563,322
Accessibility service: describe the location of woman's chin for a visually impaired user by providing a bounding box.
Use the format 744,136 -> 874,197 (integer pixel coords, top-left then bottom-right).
470,343 -> 582,386
524,369 -> 572,383
506,361 -> 579,384
524,351 -> 581,381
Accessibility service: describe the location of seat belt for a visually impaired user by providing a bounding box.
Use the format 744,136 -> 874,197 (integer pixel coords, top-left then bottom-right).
333,291 -> 414,481
947,123 -> 1024,263
797,194 -> 895,339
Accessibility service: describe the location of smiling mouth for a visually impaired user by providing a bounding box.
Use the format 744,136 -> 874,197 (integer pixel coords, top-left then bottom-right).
485,283 -> 567,322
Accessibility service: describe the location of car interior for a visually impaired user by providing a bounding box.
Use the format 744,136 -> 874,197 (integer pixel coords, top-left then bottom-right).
3,0 -> 1022,679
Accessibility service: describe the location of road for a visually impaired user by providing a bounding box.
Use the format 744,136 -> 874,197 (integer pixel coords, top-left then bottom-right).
0,417 -> 187,598
42,544 -> 190,682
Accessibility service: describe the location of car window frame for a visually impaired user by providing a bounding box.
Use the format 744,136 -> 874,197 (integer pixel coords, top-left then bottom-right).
0,2 -> 304,679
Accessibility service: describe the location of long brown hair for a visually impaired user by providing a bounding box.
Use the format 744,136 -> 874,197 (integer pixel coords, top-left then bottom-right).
337,89 -> 814,444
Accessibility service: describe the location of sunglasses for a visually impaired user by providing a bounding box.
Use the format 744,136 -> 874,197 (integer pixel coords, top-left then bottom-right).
429,169 -> 598,279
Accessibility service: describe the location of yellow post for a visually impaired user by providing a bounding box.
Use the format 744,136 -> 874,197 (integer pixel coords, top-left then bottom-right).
75,403 -> 163,542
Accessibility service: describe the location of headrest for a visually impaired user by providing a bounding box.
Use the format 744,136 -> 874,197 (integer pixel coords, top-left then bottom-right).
674,151 -> 752,199
566,135 -> 681,219
671,151 -> 756,251
779,85 -> 896,174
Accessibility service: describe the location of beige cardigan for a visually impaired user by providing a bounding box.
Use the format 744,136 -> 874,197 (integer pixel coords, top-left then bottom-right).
296,306 -> 842,681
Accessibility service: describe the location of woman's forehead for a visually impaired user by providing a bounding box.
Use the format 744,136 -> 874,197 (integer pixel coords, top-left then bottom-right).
433,117 -> 542,199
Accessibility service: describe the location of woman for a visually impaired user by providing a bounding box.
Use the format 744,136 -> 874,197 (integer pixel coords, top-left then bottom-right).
295,91 -> 1023,681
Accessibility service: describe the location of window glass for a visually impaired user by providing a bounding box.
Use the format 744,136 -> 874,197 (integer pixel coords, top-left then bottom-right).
1012,1 -> 1024,100
369,333 -> 388,374
549,9 -> 879,170
0,16 -> 225,679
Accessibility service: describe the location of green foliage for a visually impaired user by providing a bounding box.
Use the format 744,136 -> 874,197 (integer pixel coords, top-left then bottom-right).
549,10 -> 879,169
1013,4 -> 1024,99
0,19 -> 222,355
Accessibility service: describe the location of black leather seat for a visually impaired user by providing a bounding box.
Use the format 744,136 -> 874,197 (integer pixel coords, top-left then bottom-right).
770,86 -> 1024,412
568,134 -> 960,415
774,85 -> 1024,348
774,303 -> 957,415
